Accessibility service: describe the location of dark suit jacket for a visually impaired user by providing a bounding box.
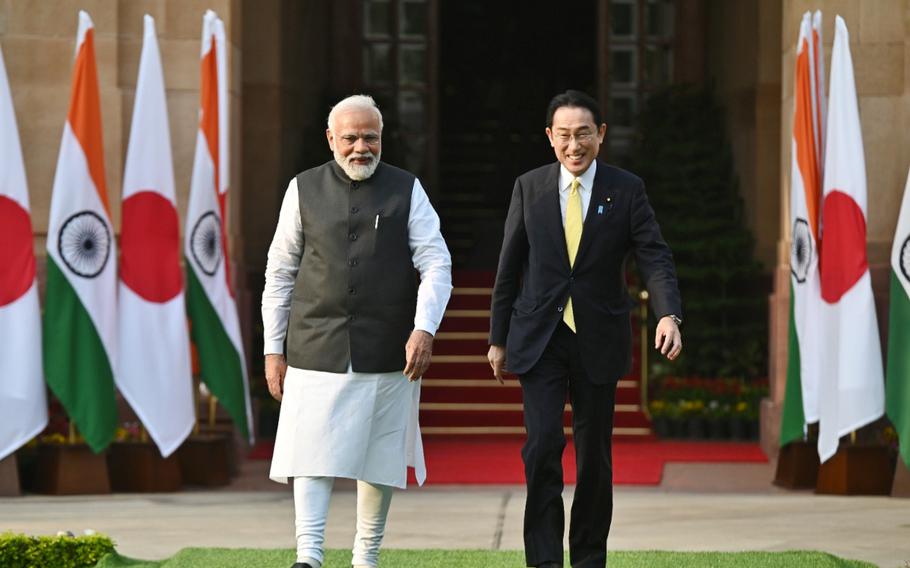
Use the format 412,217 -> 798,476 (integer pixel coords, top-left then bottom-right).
489,160 -> 682,384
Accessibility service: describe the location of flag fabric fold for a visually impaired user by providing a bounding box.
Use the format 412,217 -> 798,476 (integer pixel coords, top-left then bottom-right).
43,11 -> 118,453
117,14 -> 194,458
184,10 -> 253,442
0,42 -> 47,460
887,168 -> 910,468
817,15 -> 885,463
781,11 -> 825,446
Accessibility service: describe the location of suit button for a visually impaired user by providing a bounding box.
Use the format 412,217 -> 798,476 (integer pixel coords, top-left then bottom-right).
349,314 -> 356,321
557,306 -> 564,312
569,276 -> 575,282
349,288 -> 356,295
349,258 -> 358,267
349,233 -> 358,241
351,182 -> 359,190
351,206 -> 359,214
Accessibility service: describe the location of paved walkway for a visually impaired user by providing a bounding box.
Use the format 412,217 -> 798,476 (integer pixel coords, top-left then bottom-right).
1,462 -> 908,567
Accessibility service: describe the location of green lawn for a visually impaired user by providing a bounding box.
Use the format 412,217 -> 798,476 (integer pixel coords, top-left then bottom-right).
96,549 -> 878,568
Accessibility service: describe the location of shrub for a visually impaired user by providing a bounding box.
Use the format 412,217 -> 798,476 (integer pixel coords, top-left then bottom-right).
0,532 -> 115,568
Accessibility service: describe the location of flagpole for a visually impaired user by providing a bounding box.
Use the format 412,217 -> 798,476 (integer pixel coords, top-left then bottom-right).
193,377 -> 201,436
208,395 -> 218,429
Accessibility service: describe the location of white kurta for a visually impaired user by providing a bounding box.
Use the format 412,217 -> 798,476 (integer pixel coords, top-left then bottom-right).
262,172 -> 451,488
269,366 -> 424,488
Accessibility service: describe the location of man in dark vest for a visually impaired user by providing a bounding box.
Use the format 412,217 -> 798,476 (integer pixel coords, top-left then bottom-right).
262,94 -> 452,568
488,90 -> 683,568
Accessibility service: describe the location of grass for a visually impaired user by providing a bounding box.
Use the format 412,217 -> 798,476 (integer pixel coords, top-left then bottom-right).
96,548 -> 878,568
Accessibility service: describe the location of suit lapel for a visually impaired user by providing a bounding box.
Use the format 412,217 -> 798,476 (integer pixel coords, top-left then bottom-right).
576,161 -> 612,265
541,163 -> 570,270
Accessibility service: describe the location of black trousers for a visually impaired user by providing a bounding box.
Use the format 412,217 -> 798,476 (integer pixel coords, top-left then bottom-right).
519,322 -> 618,568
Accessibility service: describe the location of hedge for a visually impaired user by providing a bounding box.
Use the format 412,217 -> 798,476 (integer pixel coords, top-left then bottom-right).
0,532 -> 115,568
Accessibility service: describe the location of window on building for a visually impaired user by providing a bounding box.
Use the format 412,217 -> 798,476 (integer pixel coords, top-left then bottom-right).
607,0 -> 675,162
362,0 -> 433,181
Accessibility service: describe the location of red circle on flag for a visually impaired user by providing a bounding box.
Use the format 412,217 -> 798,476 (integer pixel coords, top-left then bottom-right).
120,191 -> 183,303
820,189 -> 869,304
0,195 -> 36,307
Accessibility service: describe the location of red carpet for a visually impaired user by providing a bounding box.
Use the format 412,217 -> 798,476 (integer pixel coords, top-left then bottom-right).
249,437 -> 768,485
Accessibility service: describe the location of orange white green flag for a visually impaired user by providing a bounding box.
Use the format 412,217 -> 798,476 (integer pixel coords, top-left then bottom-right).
886,168 -> 910,468
184,10 -> 252,441
117,15 -> 194,458
781,11 -> 825,446
0,42 -> 47,460
43,11 -> 118,453
817,15 -> 884,463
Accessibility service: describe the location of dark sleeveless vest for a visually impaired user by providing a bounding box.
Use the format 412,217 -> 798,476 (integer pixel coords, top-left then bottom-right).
286,160 -> 417,373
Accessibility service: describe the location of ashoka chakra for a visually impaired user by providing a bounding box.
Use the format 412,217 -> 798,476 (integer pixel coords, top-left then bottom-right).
58,210 -> 112,278
190,211 -> 222,276
790,218 -> 812,284
901,235 -> 910,284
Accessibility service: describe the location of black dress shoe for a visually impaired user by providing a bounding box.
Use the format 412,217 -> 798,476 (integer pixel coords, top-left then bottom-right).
537,563 -> 561,568
291,563 -> 312,568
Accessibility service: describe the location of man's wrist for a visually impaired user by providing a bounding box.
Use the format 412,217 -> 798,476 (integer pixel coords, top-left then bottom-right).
665,314 -> 682,326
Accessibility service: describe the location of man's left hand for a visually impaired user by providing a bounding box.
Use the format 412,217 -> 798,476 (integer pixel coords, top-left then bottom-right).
655,316 -> 682,361
404,330 -> 434,381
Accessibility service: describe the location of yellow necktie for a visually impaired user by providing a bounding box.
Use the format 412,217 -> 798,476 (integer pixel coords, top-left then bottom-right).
564,178 -> 582,332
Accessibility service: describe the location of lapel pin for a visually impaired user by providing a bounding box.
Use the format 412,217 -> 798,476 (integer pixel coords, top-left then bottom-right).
597,205 -> 604,215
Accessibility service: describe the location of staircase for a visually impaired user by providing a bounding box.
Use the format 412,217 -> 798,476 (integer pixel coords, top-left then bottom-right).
421,271 -> 653,439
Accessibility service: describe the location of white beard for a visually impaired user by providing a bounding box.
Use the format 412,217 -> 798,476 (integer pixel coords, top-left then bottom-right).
334,149 -> 381,181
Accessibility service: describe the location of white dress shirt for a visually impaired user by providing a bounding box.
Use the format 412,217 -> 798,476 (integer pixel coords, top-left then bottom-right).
558,161 -> 596,225
262,174 -> 453,356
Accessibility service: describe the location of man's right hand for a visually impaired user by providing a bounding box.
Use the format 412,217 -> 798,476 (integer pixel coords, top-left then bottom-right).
265,353 -> 288,401
487,344 -> 506,385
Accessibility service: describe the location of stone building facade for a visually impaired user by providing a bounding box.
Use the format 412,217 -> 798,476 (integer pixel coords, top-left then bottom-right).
3,0 -> 907,456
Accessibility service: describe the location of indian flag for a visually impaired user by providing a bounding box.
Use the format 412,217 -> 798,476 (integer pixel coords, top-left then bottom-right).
887,168 -> 910,468
0,42 -> 47,460
781,11 -> 825,446
117,15 -> 194,458
44,11 -> 118,453
817,15 -> 885,463
184,10 -> 252,441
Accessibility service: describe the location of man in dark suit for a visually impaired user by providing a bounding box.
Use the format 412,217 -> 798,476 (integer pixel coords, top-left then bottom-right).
487,90 -> 682,568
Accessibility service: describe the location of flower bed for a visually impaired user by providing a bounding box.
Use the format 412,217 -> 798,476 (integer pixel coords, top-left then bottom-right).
649,376 -> 767,440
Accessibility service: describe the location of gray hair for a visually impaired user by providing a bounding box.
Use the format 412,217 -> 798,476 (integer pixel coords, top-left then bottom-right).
327,94 -> 384,132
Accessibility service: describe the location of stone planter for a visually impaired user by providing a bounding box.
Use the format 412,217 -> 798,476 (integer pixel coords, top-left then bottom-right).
773,440 -> 819,489
0,453 -> 20,496
176,434 -> 232,487
107,442 -> 182,493
729,416 -> 751,440
651,416 -> 671,438
686,416 -> 707,440
707,418 -> 729,440
25,444 -> 110,495
892,457 -> 910,498
816,444 -> 895,496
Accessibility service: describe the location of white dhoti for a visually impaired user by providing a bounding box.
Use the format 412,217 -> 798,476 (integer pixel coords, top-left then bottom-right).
269,365 -> 426,488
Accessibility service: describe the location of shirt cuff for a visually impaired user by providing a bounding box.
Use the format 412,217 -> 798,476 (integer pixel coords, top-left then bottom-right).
414,318 -> 438,337
263,340 -> 285,355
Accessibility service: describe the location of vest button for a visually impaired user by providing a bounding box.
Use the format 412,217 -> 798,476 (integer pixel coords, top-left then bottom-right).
349,258 -> 358,267
349,314 -> 356,321
348,288 -> 356,295
351,206 -> 359,214
349,233 -> 358,241
351,182 -> 359,190
557,306 -> 564,312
